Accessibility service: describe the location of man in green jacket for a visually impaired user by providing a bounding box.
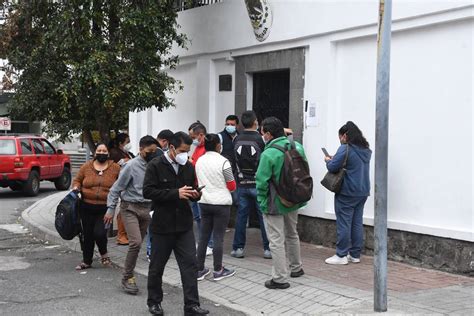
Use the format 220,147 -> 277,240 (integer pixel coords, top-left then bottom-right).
256,117 -> 306,289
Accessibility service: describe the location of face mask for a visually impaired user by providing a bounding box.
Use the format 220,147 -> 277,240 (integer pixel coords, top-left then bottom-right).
175,152 -> 188,165
192,139 -> 200,146
124,143 -> 132,152
162,146 -> 169,152
225,125 -> 236,134
144,151 -> 156,163
95,153 -> 108,163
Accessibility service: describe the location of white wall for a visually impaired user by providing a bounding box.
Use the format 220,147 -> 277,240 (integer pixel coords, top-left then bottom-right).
129,1 -> 474,241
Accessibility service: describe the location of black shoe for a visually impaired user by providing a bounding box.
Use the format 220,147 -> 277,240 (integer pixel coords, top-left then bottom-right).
184,305 -> 209,315
290,268 -> 305,278
148,303 -> 164,315
264,279 -> 290,289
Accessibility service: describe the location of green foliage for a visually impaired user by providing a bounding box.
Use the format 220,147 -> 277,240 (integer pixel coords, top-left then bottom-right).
0,0 -> 186,147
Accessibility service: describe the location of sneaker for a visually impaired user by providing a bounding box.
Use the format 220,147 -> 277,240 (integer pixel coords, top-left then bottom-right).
147,250 -> 151,263
264,279 -> 290,290
206,247 -> 213,256
197,268 -> 210,281
263,249 -> 272,259
290,268 -> 305,278
325,254 -> 348,265
347,254 -> 361,263
230,248 -> 244,258
122,276 -> 139,294
184,305 -> 209,315
213,267 -> 235,281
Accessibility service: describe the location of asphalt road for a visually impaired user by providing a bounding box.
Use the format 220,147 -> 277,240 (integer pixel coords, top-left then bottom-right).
0,183 -> 244,316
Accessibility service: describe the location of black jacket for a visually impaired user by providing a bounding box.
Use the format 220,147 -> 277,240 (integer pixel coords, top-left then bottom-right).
143,155 -> 199,234
219,129 -> 237,170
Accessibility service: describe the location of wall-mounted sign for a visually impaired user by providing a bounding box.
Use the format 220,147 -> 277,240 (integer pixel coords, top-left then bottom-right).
0,117 -> 11,131
219,75 -> 232,91
245,0 -> 273,42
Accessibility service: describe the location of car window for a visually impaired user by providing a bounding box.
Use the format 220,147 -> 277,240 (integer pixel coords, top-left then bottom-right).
0,139 -> 16,155
32,139 -> 45,154
42,140 -> 55,154
20,139 -> 33,154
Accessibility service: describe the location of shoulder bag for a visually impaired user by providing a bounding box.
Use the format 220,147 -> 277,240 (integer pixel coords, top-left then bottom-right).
320,145 -> 349,193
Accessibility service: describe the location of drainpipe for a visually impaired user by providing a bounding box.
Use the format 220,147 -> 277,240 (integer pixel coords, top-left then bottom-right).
374,0 -> 392,312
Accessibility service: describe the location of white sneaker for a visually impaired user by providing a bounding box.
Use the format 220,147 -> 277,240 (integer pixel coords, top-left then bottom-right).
206,247 -> 213,256
325,254 -> 348,265
347,255 -> 361,263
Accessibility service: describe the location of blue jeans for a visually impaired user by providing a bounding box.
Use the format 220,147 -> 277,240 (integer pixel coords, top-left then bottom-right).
191,201 -> 213,248
232,187 -> 269,251
146,226 -> 152,255
334,194 -> 368,258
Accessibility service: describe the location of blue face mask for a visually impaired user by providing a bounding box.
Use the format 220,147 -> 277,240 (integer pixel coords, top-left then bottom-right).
225,125 -> 237,134
192,139 -> 200,146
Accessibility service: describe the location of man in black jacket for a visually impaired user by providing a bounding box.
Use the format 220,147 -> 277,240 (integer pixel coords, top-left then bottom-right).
143,132 -> 209,316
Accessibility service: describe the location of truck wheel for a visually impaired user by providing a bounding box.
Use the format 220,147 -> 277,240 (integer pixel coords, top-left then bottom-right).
24,170 -> 40,196
54,167 -> 71,191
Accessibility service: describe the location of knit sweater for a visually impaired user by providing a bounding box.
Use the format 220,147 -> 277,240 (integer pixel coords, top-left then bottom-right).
72,160 -> 121,205
195,152 -> 235,205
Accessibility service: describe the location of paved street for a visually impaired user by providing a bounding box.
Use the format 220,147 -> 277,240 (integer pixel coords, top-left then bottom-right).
0,185 -> 243,316
20,191 -> 474,315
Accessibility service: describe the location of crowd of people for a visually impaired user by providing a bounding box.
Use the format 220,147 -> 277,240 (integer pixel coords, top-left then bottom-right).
71,113 -> 371,315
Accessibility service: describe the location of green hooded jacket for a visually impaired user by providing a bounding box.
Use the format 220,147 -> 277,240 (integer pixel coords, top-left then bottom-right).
256,136 -> 308,215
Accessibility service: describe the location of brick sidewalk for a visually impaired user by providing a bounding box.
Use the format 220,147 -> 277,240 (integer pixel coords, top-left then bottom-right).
22,192 -> 474,315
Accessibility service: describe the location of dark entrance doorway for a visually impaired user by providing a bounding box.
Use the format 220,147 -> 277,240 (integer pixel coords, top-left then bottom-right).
252,70 -> 290,127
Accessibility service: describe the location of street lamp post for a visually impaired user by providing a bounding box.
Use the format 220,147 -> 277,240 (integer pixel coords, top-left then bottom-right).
374,0 -> 392,312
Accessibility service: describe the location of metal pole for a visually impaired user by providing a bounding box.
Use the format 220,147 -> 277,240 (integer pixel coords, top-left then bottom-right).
374,0 -> 392,312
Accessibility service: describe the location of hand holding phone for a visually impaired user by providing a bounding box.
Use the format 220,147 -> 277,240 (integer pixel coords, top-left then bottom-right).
196,185 -> 206,192
321,148 -> 331,157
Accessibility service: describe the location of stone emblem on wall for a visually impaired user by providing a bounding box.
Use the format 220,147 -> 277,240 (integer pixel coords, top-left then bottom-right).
244,0 -> 273,42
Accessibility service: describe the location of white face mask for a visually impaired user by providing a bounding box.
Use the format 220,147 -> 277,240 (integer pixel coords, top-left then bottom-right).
124,143 -> 132,152
175,152 -> 188,165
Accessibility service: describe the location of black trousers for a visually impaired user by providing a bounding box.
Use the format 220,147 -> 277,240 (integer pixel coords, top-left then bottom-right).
147,229 -> 200,308
79,202 -> 108,265
197,203 -> 231,272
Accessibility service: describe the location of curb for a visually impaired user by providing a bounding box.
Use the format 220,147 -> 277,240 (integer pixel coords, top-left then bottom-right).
21,193 -> 255,316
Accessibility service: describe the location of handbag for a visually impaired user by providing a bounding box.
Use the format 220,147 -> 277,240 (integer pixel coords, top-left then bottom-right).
320,145 -> 349,193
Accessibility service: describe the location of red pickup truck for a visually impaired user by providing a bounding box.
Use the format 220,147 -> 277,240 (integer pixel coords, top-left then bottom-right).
0,135 -> 71,196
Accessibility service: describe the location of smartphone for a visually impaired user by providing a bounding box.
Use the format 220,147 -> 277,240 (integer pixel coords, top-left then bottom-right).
321,148 -> 331,157
105,222 -> 111,230
196,185 -> 206,192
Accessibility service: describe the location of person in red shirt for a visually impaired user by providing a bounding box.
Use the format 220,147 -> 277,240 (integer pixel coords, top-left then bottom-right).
188,122 -> 213,255
189,122 -> 207,166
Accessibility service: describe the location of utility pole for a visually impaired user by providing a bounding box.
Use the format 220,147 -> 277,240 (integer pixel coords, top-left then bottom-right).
374,0 -> 392,312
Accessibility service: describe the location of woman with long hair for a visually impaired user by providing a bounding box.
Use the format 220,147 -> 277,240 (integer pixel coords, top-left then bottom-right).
324,121 -> 372,265
72,143 -> 121,270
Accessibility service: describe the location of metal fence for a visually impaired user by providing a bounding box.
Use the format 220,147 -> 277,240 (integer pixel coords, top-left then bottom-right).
174,0 -> 223,12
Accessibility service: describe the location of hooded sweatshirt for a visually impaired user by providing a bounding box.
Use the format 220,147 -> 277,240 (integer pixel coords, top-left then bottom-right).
326,144 -> 372,197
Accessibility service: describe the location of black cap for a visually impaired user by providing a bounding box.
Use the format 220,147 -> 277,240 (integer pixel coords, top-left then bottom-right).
157,129 -> 174,141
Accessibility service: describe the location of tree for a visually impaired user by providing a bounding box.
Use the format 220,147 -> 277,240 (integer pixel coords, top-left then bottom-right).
0,0 -> 186,150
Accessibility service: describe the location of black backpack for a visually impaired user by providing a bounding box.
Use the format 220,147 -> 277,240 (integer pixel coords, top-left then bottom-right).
235,139 -> 263,183
270,140 -> 313,207
55,191 -> 82,240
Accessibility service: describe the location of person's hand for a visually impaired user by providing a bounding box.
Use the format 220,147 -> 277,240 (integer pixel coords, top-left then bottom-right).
72,186 -> 80,192
104,213 -> 113,224
189,189 -> 201,200
324,156 -> 332,162
178,186 -> 195,200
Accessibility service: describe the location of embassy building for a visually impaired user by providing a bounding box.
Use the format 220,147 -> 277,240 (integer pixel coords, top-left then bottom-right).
129,0 -> 473,274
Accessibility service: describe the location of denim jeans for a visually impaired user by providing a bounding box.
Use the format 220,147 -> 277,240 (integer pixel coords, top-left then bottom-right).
191,201 -> 213,248
232,187 -> 269,251
146,226 -> 152,255
334,194 -> 368,258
